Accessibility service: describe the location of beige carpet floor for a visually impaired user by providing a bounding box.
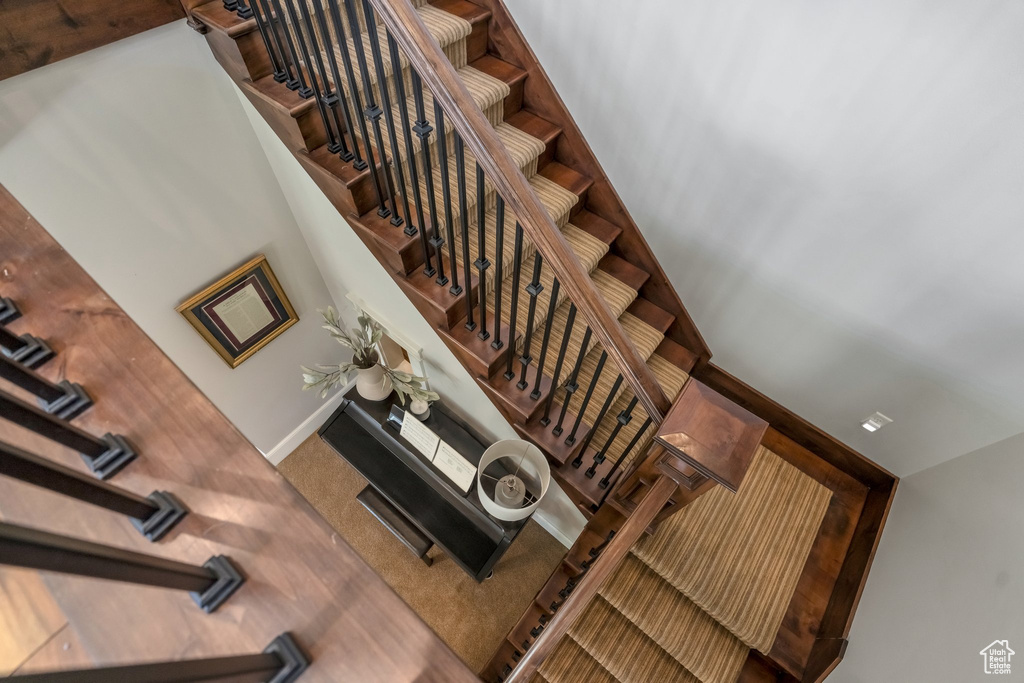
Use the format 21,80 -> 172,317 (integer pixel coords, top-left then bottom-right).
277,433 -> 567,673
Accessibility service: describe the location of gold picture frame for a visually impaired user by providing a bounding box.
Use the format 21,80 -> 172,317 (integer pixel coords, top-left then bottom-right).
176,255 -> 298,368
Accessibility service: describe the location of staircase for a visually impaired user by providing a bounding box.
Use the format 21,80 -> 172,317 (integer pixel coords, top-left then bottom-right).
183,1 -> 898,681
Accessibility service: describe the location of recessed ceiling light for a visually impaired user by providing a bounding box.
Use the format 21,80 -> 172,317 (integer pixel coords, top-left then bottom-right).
861,412 -> 892,432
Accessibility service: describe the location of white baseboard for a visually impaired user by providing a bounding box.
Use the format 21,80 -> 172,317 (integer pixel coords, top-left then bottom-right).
262,379 -> 355,465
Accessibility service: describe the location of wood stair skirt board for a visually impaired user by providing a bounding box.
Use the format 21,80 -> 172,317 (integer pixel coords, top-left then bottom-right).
192,2 -> 898,682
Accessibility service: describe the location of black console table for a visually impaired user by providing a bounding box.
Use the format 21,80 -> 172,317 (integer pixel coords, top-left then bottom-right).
318,389 -> 530,582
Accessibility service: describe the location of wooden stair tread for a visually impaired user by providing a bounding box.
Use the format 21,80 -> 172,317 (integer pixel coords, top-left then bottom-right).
627,298 -> 675,335
653,338 -> 699,375
470,54 -> 529,91
598,253 -> 650,292
539,161 -> 592,200
244,76 -> 317,118
430,0 -> 491,25
573,210 -> 622,247
506,110 -> 561,151
192,1 -> 256,37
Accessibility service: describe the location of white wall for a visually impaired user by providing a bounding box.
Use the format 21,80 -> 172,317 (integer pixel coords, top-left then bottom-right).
503,0 -> 1024,476
834,430 -> 1024,682
0,22 -> 344,455
236,92 -> 586,547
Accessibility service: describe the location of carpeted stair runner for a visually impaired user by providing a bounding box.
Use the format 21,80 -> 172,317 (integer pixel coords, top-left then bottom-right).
529,443 -> 832,683
566,597 -> 698,683
633,446 -> 833,652
533,637 -> 618,683
599,554 -> 749,683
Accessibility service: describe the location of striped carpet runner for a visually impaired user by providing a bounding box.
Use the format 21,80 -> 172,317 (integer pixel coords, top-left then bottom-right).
536,448 -> 832,682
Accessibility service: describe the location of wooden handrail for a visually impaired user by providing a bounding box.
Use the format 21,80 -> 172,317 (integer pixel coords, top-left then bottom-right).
505,475 -> 677,682
368,0 -> 672,421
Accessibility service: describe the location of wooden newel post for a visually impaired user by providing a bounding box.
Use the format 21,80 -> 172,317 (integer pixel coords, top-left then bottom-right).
0,354 -> 93,419
0,521 -> 245,613
0,440 -> 186,541
653,378 -> 768,494
0,388 -> 135,479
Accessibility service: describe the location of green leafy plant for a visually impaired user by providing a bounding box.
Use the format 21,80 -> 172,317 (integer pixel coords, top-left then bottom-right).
301,307 -> 439,406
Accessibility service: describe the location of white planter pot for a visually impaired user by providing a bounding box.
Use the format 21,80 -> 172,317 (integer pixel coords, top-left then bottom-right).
355,364 -> 392,401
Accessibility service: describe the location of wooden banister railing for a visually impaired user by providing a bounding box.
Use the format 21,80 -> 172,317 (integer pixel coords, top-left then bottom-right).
502,474 -> 676,682
367,0 -> 672,422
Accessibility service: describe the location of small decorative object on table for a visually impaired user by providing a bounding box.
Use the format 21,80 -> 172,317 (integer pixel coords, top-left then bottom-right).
409,397 -> 431,420
302,307 -> 440,405
177,255 -> 297,368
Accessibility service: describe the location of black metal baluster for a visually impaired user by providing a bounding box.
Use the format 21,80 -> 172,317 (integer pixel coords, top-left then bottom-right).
0,325 -> 54,369
6,634 -> 309,683
0,441 -> 186,541
599,417 -> 654,490
388,32 -> 437,280
0,389 -> 135,479
565,350 -> 607,446
0,297 -> 20,325
577,374 -> 622,471
0,522 -> 243,613
326,0 -> 368,170
552,325 -> 592,436
254,0 -> 295,87
587,396 -> 638,478
503,222 -> 525,380
248,0 -> 288,84
0,355 -> 92,420
572,372 -> 622,467
345,0 -> 393,218
530,278 -> 560,399
311,0 -> 358,162
434,102 -> 461,295
233,0 -> 254,18
365,18 -> 408,229
268,0 -> 309,93
283,0 -> 343,159
295,0 -> 348,157
516,253 -> 545,390
490,196 -> 506,349
455,133 -> 475,329
474,164 -> 490,339
540,303 -> 576,425
411,72 -> 446,285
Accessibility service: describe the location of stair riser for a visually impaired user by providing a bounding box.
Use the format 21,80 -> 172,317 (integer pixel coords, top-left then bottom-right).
206,27 -> 274,83
240,83 -> 327,152
295,151 -> 384,218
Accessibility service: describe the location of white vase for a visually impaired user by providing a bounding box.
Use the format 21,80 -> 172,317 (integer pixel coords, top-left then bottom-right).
355,364 -> 392,401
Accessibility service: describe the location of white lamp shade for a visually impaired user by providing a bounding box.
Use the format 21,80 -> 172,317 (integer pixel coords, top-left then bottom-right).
477,439 -> 550,522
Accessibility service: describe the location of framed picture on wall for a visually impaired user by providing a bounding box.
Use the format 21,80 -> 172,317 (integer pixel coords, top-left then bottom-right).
177,255 -> 298,368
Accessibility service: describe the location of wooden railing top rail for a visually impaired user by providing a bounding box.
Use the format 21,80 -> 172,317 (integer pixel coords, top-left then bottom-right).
368,0 -> 672,420
505,475 -> 677,682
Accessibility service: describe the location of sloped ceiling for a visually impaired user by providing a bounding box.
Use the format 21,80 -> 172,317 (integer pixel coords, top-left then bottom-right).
505,0 -> 1024,475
